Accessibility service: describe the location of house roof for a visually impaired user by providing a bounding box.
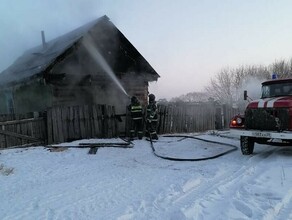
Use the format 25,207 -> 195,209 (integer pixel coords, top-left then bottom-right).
0,15 -> 159,87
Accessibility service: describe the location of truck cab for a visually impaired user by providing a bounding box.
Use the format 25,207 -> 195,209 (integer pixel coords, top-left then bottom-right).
230,78 -> 292,155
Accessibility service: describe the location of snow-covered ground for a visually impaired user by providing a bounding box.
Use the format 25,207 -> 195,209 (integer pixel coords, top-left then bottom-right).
1,131 -> 292,220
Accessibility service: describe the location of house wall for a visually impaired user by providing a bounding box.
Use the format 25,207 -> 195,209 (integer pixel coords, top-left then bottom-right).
51,84 -> 94,107
13,82 -> 52,114
48,74 -> 147,115
122,75 -> 149,107
0,82 -> 52,114
49,54 -> 130,114
0,91 -> 11,114
0,64 -> 151,117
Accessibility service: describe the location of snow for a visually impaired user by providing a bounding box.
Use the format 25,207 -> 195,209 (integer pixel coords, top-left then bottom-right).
1,131 -> 292,220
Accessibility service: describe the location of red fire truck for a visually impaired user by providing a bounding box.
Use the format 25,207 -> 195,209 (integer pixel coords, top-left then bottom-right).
230,78 -> 292,155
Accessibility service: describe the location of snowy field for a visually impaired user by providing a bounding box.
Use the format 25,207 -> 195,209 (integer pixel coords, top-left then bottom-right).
1,131 -> 292,220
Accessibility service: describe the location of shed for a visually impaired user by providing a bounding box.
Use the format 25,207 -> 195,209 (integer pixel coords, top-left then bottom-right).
0,15 -> 159,114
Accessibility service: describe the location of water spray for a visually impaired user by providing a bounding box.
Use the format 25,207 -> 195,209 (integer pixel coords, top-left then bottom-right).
82,35 -> 129,97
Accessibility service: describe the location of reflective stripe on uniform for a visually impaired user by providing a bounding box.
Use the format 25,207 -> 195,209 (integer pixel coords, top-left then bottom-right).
131,106 -> 142,111
132,117 -> 143,120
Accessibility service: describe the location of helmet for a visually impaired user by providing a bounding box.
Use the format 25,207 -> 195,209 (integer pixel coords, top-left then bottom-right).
148,94 -> 155,102
131,96 -> 138,104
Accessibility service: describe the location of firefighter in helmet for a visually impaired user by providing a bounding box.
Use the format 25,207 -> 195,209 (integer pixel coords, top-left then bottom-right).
146,93 -> 158,140
128,96 -> 143,140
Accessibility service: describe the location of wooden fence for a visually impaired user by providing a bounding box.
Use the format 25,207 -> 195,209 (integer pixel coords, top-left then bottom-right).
47,105 -> 117,144
0,103 -> 237,148
0,113 -> 46,148
0,104 -> 118,148
125,103 -> 237,135
157,103 -> 216,134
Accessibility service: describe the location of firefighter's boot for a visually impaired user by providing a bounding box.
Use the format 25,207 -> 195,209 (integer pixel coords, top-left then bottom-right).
138,131 -> 143,140
150,132 -> 158,140
129,130 -> 135,140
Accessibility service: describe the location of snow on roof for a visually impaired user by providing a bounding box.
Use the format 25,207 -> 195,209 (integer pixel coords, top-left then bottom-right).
0,15 -> 159,87
0,16 -> 107,86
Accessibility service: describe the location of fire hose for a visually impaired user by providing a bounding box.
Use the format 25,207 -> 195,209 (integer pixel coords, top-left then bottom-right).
147,134 -> 238,161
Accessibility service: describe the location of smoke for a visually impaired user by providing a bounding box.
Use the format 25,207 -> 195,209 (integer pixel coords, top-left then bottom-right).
240,77 -> 263,100
233,76 -> 264,112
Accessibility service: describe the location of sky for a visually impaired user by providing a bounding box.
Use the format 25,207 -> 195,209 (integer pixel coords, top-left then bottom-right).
1,132 -> 292,219
1,0 -> 292,100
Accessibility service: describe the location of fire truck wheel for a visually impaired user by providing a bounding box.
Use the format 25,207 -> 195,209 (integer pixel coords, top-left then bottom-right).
240,136 -> 254,155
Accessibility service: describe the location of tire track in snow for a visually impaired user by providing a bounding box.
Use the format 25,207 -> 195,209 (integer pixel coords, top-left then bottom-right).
119,136 -> 242,219
262,189 -> 292,220
261,150 -> 292,220
159,147 -> 278,219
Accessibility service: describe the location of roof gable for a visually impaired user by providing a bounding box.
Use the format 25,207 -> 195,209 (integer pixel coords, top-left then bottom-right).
0,15 -> 159,87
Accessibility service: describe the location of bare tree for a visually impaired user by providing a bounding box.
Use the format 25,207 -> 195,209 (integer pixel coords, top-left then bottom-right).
270,59 -> 292,78
169,57 -> 292,110
205,68 -> 234,105
205,64 -> 270,111
170,92 -> 207,103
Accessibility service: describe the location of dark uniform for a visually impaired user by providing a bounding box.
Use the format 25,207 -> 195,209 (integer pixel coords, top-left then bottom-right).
146,94 -> 158,140
128,96 -> 143,140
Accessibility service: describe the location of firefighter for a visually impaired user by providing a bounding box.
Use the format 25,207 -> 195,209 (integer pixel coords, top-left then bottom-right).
146,93 -> 158,140
128,96 -> 143,140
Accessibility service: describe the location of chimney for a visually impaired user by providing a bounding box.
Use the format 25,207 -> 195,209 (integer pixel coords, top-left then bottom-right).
41,30 -> 47,49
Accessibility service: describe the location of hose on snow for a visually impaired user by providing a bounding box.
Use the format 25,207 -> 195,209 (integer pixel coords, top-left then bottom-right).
147,134 -> 238,161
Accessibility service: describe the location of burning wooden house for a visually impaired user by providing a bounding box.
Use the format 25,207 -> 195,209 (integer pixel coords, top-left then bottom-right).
0,15 -> 159,114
